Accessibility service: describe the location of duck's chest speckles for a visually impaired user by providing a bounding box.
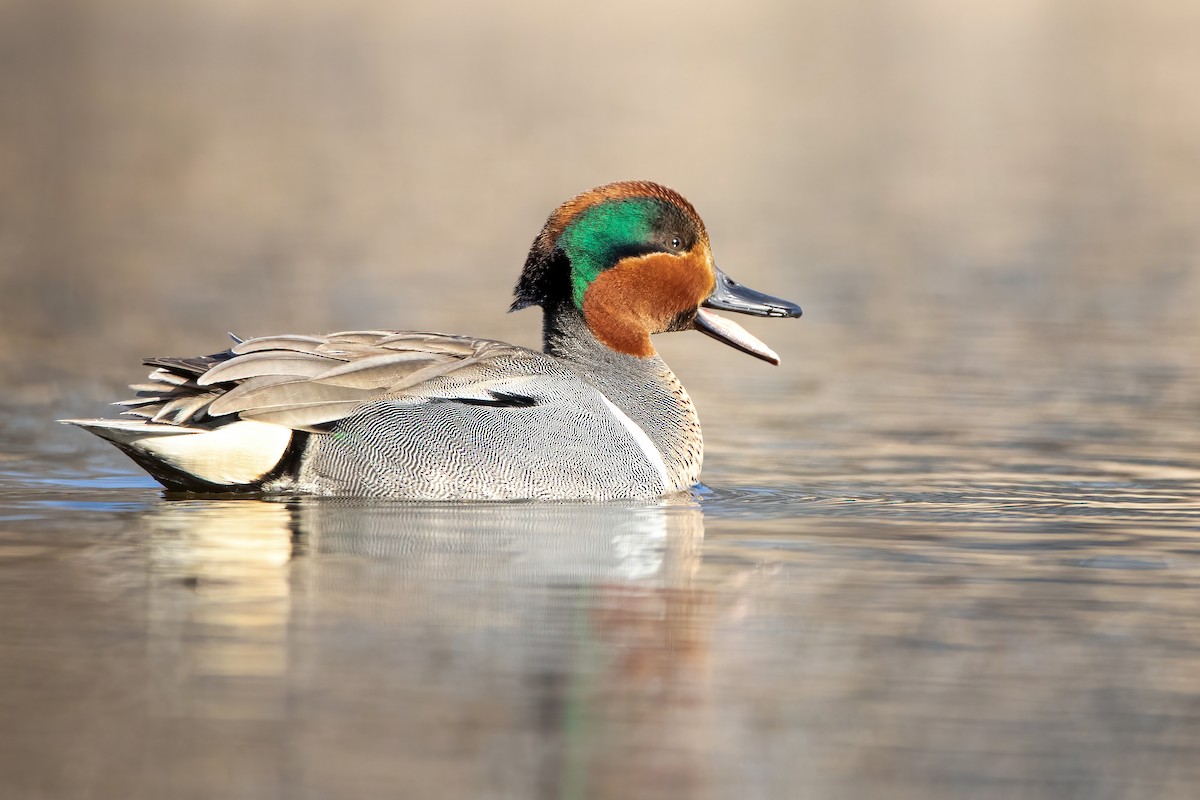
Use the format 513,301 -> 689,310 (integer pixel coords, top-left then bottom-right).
617,365 -> 703,491
659,369 -> 704,487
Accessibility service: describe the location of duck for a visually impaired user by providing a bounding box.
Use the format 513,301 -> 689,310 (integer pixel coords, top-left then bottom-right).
63,180 -> 802,500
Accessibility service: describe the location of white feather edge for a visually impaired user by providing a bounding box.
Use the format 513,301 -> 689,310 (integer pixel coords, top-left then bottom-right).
60,418 -> 292,486
593,396 -> 672,493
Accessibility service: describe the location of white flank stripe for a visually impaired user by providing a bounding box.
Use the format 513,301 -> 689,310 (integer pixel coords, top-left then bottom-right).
596,395 -> 672,492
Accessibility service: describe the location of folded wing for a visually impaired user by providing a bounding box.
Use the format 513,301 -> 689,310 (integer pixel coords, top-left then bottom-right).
120,331 -> 533,433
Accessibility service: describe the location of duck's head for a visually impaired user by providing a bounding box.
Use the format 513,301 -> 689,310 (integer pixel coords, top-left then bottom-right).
512,180 -> 802,364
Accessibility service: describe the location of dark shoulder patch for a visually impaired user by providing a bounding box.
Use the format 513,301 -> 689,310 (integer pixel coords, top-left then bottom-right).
431,390 -> 539,408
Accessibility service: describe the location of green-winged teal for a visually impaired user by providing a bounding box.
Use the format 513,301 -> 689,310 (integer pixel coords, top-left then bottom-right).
64,181 -> 802,499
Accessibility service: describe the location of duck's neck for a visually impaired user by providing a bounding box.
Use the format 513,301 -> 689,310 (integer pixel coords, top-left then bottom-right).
542,301 -> 702,492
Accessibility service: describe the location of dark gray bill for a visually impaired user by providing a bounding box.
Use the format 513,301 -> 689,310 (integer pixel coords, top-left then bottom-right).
693,267 -> 802,365
702,266 -> 803,319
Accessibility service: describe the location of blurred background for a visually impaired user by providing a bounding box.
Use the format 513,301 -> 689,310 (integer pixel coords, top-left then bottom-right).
2,0 -> 1197,388
3,2 -> 1200,798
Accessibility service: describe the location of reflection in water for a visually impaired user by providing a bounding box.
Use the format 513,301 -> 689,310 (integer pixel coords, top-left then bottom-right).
126,496 -> 719,799
3,463 -> 1200,797
145,501 -> 293,723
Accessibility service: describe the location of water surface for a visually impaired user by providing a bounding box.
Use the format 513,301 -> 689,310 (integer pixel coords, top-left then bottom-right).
4,315 -> 1199,799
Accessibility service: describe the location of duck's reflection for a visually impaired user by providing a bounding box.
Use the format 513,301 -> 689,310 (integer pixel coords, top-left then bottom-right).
140,494 -> 723,798
145,499 -> 293,723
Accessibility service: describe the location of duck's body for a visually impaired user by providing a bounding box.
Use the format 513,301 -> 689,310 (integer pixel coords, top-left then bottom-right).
78,321 -> 700,500
65,181 -> 801,500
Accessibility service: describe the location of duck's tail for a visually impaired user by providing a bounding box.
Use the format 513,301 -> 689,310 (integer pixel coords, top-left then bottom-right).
60,417 -> 297,492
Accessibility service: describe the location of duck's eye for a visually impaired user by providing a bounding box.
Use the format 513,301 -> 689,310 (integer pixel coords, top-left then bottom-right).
669,236 -> 683,250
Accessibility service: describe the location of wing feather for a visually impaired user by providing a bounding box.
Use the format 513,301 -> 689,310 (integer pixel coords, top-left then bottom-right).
151,392 -> 222,424
231,335 -> 327,355
112,330 -> 539,433
311,351 -> 453,389
376,332 -> 481,355
322,331 -> 400,345
199,351 -> 345,386
147,369 -> 192,386
208,379 -> 375,417
241,401 -> 382,431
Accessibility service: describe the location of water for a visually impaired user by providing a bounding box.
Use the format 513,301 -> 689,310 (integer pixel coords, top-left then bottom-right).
4,317 -> 1199,799
3,2 -> 1200,798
